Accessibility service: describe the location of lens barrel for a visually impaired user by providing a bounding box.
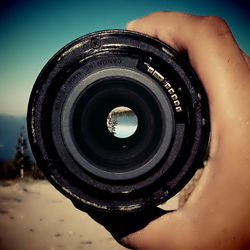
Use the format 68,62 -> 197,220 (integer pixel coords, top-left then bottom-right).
27,30 -> 210,214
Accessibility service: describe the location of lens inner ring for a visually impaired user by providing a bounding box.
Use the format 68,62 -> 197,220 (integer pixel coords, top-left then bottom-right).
61,67 -> 174,180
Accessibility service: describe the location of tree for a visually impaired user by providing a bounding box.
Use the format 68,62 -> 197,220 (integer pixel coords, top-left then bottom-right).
13,126 -> 32,178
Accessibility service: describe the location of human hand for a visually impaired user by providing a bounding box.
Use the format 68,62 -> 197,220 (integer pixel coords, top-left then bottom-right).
122,11 -> 250,249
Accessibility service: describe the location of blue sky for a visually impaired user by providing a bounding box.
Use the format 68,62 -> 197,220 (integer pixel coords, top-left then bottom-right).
0,0 -> 249,115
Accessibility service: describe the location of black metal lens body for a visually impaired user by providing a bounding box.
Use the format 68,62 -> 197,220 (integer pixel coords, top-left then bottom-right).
27,30 -> 210,214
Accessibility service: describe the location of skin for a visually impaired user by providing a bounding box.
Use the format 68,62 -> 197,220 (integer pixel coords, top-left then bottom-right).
120,11 -> 250,250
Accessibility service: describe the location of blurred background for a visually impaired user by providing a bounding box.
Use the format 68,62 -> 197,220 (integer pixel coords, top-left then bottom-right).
0,0 -> 249,249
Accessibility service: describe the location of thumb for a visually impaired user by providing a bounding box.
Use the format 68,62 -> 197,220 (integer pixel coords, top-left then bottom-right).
121,210 -> 197,249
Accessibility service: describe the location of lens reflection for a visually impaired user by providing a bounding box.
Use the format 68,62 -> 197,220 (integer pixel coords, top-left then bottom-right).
107,106 -> 138,138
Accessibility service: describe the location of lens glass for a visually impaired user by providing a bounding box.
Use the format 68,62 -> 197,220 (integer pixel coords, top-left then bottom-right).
106,106 -> 138,138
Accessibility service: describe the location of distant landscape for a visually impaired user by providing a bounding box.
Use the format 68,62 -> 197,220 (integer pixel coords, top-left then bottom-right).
0,114 -> 42,180
0,114 -> 30,161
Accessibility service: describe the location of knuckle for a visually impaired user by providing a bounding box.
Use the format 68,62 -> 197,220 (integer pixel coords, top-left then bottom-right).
199,16 -> 230,37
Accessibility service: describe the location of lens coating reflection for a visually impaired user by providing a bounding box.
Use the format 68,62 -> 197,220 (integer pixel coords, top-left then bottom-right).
107,106 -> 138,138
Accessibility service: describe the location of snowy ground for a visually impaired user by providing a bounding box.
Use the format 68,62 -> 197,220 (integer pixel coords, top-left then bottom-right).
0,179 -> 178,250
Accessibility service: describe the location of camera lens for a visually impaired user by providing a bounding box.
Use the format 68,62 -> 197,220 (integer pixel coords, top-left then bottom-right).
27,30 -> 210,214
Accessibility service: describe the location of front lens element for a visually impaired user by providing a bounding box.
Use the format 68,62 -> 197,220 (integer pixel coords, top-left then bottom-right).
107,106 -> 138,139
